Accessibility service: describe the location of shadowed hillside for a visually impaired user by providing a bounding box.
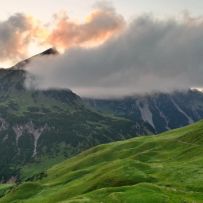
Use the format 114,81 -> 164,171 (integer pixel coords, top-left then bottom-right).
85,90 -> 203,133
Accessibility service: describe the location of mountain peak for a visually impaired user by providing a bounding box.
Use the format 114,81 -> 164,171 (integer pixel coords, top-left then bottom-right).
11,48 -> 59,69
40,48 -> 59,56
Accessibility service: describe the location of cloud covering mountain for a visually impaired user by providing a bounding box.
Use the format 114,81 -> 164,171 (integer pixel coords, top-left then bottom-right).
25,13 -> 203,97
1,2 -> 203,97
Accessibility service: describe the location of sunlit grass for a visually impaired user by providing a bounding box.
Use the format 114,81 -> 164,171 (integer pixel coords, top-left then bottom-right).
1,121 -> 203,202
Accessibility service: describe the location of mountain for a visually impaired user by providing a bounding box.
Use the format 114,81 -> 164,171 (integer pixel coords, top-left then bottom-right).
0,51 -> 152,182
85,90 -> 203,133
0,120 -> 202,203
11,48 -> 58,69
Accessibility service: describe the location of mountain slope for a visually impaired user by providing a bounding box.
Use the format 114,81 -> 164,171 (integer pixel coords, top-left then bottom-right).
85,90 -> 203,133
1,121 -> 203,203
11,48 -> 58,69
0,56 -> 152,181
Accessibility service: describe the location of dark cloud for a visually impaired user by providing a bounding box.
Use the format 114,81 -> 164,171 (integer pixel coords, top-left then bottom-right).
25,14 -> 203,97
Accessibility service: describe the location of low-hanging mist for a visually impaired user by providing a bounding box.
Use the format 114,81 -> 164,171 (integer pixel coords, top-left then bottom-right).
25,13 -> 203,97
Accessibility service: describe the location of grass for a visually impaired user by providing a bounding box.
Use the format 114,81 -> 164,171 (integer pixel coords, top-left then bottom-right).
0,120 -> 203,202
0,184 -> 14,198
20,156 -> 66,181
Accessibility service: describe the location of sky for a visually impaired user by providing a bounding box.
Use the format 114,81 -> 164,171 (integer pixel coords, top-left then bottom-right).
1,0 -> 203,97
1,0 -> 203,66
1,0 -> 203,21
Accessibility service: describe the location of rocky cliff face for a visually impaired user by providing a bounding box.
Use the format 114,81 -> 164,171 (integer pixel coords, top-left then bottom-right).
85,90 -> 203,133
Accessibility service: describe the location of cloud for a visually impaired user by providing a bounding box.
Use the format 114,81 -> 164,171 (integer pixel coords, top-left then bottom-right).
25,13 -> 203,97
0,2 -> 124,63
0,13 -> 34,61
47,3 -> 125,50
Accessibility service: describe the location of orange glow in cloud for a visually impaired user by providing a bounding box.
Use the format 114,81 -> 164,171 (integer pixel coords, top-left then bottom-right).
47,8 -> 125,51
0,6 -> 125,65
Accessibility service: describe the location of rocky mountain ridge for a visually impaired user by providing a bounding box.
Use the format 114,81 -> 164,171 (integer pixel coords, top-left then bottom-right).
85,89 -> 203,133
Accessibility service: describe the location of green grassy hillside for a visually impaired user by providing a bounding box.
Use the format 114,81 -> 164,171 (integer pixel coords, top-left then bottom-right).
1,121 -> 203,203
